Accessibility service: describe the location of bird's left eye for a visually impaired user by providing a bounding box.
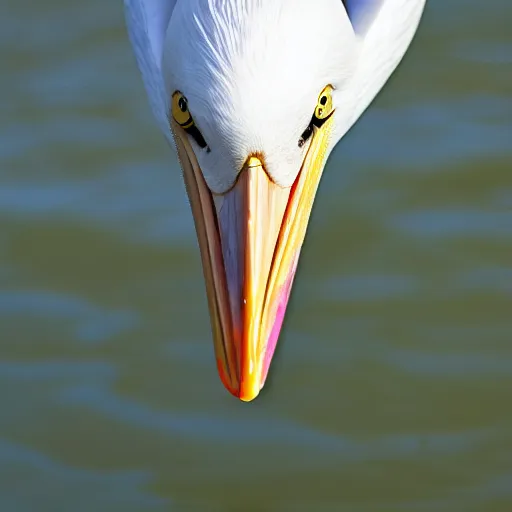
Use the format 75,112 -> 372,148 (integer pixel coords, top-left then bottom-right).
171,92 -> 209,151
299,85 -> 335,148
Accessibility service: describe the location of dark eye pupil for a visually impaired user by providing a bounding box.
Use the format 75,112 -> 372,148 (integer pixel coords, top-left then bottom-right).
320,96 -> 328,106
178,98 -> 187,112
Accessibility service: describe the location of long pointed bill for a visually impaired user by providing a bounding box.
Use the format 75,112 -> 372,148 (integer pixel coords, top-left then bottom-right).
172,117 -> 333,401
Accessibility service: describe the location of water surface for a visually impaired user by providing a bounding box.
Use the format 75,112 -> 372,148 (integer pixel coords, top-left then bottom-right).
1,1 -> 511,510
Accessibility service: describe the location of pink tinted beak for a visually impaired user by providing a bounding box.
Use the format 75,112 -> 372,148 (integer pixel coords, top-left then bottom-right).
172,116 -> 333,401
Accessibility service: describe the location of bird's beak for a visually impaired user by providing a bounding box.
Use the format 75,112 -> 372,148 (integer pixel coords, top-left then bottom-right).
172,118 -> 333,401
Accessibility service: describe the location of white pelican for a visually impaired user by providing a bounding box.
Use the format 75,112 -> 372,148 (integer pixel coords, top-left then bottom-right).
124,0 -> 427,401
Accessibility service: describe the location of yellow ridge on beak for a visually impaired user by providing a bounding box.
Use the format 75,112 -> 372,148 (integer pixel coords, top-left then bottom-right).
172,115 -> 333,401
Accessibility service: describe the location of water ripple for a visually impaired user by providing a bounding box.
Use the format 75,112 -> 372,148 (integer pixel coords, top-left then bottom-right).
390,210 -> 512,238
60,384 -> 492,463
386,350 -> 512,377
343,97 -> 512,171
0,439 -> 167,512
0,166 -> 192,244
0,361 -> 116,383
321,274 -> 418,301
0,291 -> 138,344
458,267 -> 512,294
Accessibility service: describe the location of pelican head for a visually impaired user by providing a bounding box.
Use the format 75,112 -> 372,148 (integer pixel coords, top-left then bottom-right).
125,0 -> 426,401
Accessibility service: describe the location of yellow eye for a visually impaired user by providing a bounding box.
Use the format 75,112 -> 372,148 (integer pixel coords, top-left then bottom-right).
171,91 -> 209,151
298,85 -> 335,148
172,92 -> 194,129
314,85 -> 334,120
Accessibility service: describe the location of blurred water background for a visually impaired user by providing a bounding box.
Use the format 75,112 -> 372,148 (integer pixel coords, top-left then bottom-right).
0,0 -> 511,510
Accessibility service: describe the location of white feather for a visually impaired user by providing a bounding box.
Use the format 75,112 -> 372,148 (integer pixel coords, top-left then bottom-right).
124,0 -> 427,191
124,0 -> 177,143
348,0 -> 427,131
162,0 -> 355,192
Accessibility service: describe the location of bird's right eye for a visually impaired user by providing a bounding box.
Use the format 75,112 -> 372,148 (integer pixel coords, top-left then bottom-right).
298,85 -> 335,148
171,92 -> 209,151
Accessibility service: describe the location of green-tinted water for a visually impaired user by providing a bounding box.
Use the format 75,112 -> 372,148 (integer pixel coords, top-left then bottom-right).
1,1 -> 511,510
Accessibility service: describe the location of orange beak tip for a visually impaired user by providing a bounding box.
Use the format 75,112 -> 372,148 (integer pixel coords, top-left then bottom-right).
239,391 -> 260,403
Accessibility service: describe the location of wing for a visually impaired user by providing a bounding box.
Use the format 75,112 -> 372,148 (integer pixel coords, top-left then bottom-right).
124,0 -> 177,143
341,0 -> 427,128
